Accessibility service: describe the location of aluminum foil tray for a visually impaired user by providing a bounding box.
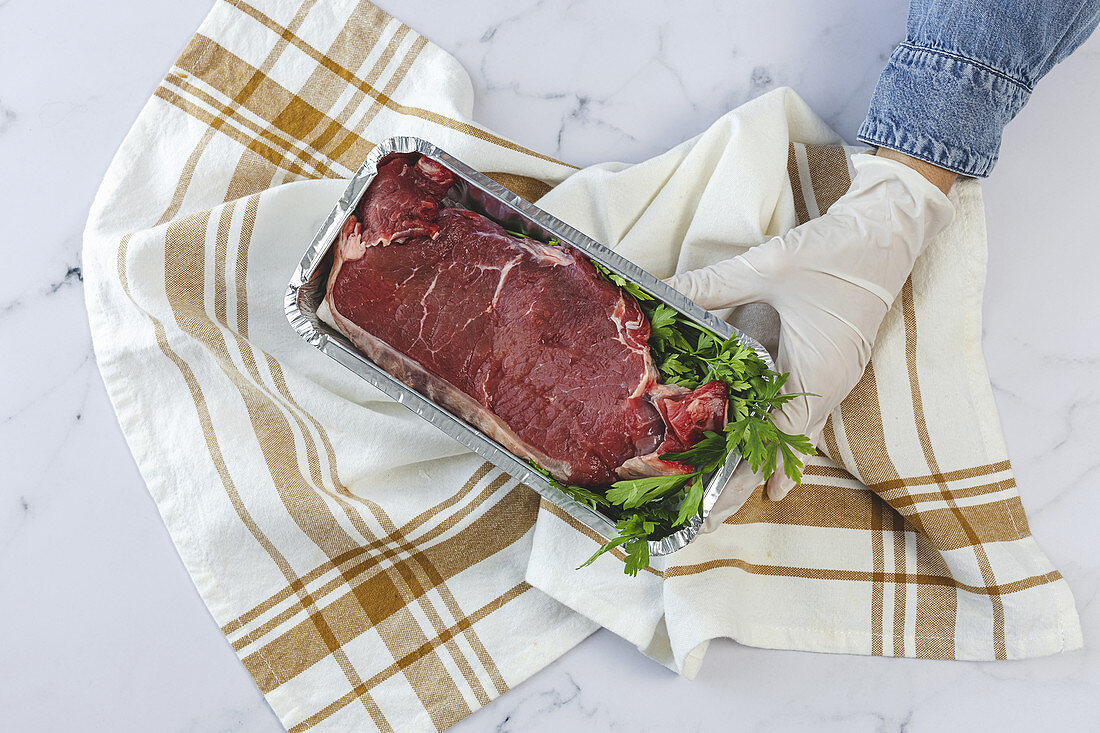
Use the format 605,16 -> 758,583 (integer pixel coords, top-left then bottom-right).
285,136 -> 773,556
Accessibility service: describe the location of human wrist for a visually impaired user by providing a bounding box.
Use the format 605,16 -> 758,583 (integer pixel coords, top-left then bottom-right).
874,147 -> 957,195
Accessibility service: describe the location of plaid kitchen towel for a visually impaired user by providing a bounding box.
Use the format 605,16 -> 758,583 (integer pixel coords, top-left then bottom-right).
82,1 -> 1081,731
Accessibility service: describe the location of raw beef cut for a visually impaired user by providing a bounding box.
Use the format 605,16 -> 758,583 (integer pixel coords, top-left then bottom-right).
617,380 -> 729,479
326,153 -> 727,488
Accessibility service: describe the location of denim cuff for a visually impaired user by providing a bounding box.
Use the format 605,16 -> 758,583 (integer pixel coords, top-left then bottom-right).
857,43 -> 1032,178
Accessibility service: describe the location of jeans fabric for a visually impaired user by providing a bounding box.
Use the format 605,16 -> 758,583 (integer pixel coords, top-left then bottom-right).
858,0 -> 1100,177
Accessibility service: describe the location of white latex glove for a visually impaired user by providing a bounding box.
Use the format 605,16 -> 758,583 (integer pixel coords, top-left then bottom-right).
666,153 -> 955,528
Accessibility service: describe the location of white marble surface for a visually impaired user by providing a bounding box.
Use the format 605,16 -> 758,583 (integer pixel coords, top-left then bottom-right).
2,1 -> 1099,730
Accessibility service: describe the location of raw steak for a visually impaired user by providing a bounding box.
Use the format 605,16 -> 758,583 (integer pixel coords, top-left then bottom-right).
326,153 -> 727,488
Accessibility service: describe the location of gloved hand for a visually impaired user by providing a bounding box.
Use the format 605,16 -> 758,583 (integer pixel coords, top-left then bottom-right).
665,153 -> 955,526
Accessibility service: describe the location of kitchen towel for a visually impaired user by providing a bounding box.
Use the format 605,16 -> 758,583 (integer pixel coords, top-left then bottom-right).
82,1 -> 1081,732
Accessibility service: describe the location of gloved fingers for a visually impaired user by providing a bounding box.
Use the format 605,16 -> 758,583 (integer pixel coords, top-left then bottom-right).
701,458 -> 764,533
765,453 -> 797,502
663,254 -> 766,311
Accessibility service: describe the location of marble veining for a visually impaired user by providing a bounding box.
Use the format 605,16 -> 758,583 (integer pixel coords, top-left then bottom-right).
0,102 -> 16,135
2,0 -> 1098,730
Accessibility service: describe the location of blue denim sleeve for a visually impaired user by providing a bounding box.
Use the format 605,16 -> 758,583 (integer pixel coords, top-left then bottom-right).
857,0 -> 1100,177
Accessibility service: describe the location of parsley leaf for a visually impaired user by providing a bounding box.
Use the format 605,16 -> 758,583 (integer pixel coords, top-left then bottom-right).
674,475 -> 707,526
660,431 -> 727,473
778,429 -> 817,483
525,459 -> 609,509
578,513 -> 655,576
648,303 -> 679,332
590,259 -> 655,303
605,472 -> 696,509
622,537 -> 651,576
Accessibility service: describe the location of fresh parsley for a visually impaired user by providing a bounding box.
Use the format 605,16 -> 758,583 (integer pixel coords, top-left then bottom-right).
605,472 -> 697,509
525,459 -> 609,510
578,513 -> 655,576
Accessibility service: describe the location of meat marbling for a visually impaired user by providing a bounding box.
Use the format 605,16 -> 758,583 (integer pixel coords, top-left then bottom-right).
326,153 -> 727,488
